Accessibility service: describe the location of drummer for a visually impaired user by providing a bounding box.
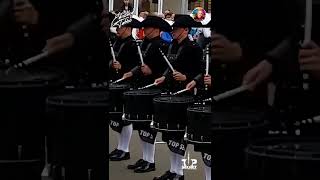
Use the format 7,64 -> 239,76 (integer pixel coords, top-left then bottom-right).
154,15 -> 203,180
120,15 -> 171,173
108,13 -> 141,161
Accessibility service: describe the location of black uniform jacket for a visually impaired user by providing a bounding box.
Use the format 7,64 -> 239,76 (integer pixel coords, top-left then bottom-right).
109,36 -> 139,80
131,36 -> 169,87
163,38 -> 203,92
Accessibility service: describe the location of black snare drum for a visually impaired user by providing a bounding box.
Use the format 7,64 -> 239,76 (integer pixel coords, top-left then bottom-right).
0,69 -> 64,158
186,105 -> 212,144
123,89 -> 162,122
46,90 -> 109,180
212,105 -> 268,180
245,137 -> 320,180
153,96 -> 194,132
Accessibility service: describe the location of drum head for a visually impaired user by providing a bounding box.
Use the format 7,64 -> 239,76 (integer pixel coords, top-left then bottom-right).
124,89 -> 162,96
47,90 -> 110,108
153,95 -> 194,104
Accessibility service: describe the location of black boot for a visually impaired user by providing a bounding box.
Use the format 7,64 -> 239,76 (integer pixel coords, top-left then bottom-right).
127,159 -> 145,169
134,161 -> 155,173
109,150 -> 130,161
109,149 -> 121,157
172,174 -> 184,180
153,170 -> 176,180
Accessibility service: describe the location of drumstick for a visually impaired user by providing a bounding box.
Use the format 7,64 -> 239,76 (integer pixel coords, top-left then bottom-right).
137,42 -> 145,65
205,44 -> 210,91
17,51 -> 49,67
5,51 -> 49,74
304,0 -> 312,45
205,84 -> 251,102
112,77 -> 125,84
159,48 -> 175,72
172,88 -> 189,95
138,83 -> 157,90
109,39 -> 119,73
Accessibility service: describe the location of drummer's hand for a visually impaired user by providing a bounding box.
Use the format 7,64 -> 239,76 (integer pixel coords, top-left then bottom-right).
13,0 -> 39,25
155,76 -> 165,85
43,33 -> 75,56
173,71 -> 186,81
141,64 -> 152,76
186,80 -> 197,90
123,72 -> 133,79
112,60 -> 122,70
300,41 -> 320,80
204,74 -> 212,86
212,33 -> 242,62
242,60 -> 272,91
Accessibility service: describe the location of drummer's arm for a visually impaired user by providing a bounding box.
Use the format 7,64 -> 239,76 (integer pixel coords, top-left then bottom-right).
130,65 -> 141,76
193,73 -> 203,86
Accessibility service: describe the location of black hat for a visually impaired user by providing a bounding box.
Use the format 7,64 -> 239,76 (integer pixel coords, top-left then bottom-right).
122,18 -> 141,28
172,15 -> 202,28
141,16 -> 172,32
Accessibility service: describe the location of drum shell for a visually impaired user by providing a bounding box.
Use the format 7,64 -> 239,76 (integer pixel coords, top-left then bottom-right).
0,70 -> 65,162
46,90 -> 109,168
153,96 -> 194,131
124,89 -> 162,115
245,137 -> 320,180
211,105 -> 268,180
187,105 -> 212,144
109,83 -> 131,112
0,159 -> 41,180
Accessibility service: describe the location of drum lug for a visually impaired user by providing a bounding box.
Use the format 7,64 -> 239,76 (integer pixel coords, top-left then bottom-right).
177,124 -> 180,129
122,114 -> 126,120
166,124 -> 169,130
201,136 -> 204,142
150,120 -> 154,127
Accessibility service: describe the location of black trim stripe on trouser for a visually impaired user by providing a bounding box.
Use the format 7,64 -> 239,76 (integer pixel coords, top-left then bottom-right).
163,132 -> 187,156
137,123 -> 157,144
109,112 -> 131,133
202,152 -> 211,167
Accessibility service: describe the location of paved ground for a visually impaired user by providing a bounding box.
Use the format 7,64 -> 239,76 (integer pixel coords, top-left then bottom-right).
109,127 -> 205,180
41,127 -> 205,180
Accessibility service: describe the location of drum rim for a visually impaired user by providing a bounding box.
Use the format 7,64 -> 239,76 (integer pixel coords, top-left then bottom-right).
245,137 -> 320,161
0,159 -> 41,164
46,90 -> 110,107
186,133 -> 211,144
123,114 -> 153,122
123,89 -> 162,95
212,120 -> 267,130
153,95 -> 195,103
152,122 -> 186,132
